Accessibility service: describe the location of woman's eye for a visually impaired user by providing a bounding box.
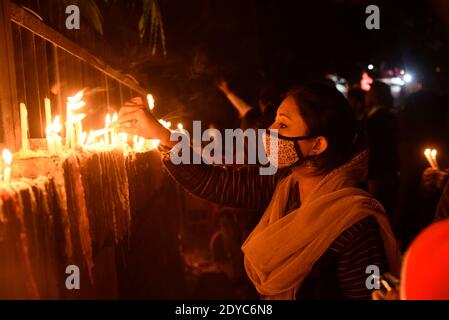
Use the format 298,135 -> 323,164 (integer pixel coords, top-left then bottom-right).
279,123 -> 287,129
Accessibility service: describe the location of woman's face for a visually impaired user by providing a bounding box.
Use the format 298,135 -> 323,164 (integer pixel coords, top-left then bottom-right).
269,96 -> 317,158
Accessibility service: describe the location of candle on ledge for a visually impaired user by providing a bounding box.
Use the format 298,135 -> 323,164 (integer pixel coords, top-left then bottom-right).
20,103 -> 30,152
44,97 -> 52,129
66,90 -> 86,149
2,149 -> 12,185
46,116 -> 63,154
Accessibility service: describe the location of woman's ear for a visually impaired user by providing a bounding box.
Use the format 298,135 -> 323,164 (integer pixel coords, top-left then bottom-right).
311,136 -> 328,155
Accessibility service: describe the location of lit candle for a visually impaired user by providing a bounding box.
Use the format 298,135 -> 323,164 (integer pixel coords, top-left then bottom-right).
424,149 -> 437,169
2,149 -> 12,184
46,116 -> 63,154
46,127 -> 56,154
147,94 -> 155,111
66,90 -> 86,149
44,97 -> 52,129
20,103 -> 30,152
73,114 -> 86,147
431,149 -> 439,170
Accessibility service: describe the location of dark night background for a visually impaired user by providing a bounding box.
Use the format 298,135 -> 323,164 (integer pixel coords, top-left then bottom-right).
13,0 -> 449,127
4,0 -> 449,300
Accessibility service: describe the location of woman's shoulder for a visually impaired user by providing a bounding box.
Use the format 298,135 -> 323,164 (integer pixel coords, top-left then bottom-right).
329,215 -> 382,253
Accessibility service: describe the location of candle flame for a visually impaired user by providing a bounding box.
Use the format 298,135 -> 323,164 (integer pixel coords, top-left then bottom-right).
2,149 -> 12,165
147,94 -> 155,111
424,149 -> 431,156
178,123 -> 183,130
67,90 -> 84,103
112,112 -> 118,123
68,101 -> 86,111
158,119 -> 172,129
46,116 -> 62,135
431,149 -> 437,158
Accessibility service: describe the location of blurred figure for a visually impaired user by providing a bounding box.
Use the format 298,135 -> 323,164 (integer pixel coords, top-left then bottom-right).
396,90 -> 448,249
347,88 -> 366,121
434,179 -> 449,222
347,88 -> 367,149
217,79 -> 279,130
209,209 -> 244,281
365,81 -> 400,222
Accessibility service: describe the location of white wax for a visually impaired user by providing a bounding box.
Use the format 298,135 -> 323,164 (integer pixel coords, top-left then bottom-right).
44,98 -> 52,129
20,103 -> 30,152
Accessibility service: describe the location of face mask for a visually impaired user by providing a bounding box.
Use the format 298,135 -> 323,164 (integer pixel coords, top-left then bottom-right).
263,130 -> 315,168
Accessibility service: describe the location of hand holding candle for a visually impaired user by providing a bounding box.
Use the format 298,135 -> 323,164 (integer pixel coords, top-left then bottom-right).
115,97 -> 173,147
424,148 -> 439,170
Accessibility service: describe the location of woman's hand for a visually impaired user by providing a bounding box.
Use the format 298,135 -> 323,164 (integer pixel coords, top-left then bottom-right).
115,97 -> 174,147
217,79 -> 231,95
372,288 -> 400,300
422,167 -> 449,192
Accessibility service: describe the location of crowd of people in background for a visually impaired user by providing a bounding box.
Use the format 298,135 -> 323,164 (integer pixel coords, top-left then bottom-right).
207,75 -> 449,300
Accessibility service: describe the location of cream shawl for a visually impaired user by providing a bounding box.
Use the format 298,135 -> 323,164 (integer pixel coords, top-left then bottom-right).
242,151 -> 401,300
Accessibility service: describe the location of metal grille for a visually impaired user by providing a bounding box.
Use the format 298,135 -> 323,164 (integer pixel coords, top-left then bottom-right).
0,1 -> 147,147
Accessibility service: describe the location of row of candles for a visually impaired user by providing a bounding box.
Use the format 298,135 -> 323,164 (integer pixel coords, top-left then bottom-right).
1,91 -> 186,185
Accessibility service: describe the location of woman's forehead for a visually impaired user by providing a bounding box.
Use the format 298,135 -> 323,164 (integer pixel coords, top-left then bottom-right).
277,96 -> 299,117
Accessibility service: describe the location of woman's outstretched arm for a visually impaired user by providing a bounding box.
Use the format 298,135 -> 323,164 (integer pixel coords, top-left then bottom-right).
161,148 -> 284,211
116,97 -> 285,211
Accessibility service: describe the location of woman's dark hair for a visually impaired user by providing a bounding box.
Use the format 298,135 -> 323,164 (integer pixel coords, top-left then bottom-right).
286,83 -> 358,173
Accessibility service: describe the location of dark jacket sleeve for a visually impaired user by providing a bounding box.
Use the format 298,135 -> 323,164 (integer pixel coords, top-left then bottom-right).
435,180 -> 449,222
161,149 -> 286,211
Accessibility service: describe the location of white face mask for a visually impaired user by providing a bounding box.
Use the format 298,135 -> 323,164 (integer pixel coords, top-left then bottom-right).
263,130 -> 315,168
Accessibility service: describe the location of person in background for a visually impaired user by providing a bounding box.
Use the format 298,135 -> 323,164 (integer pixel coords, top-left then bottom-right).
209,208 -> 244,281
396,90 -> 449,249
364,81 -> 400,223
434,180 -> 449,222
217,79 -> 278,130
347,88 -> 367,153
347,88 -> 367,122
